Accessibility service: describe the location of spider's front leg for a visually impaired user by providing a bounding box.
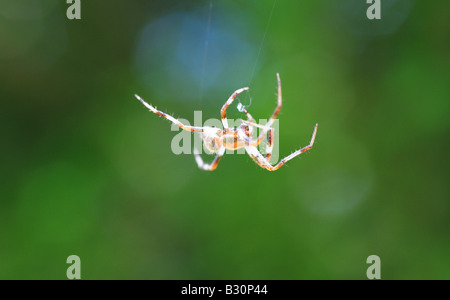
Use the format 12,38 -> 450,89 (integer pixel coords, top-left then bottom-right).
135,94 -> 204,132
193,147 -> 226,171
221,87 -> 249,129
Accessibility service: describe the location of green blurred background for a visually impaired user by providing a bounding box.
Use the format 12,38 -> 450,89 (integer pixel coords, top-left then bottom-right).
0,0 -> 449,279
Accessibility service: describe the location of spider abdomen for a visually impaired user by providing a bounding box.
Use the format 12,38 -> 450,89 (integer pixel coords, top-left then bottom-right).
221,133 -> 246,150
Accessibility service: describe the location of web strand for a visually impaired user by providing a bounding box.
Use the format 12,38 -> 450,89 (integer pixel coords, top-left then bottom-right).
248,0 -> 277,87
199,0 -> 213,103
242,0 -> 278,108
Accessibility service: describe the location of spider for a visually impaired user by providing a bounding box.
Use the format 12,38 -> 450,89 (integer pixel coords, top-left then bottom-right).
134,73 -> 318,171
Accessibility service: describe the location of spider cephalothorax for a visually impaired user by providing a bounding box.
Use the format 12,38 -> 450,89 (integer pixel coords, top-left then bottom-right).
135,73 -> 317,171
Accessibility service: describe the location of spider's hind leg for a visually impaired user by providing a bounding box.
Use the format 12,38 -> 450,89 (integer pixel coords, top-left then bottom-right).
246,123 -> 317,171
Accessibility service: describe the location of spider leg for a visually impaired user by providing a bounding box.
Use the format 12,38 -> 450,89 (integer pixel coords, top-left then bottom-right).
135,94 -> 204,132
221,87 -> 249,129
241,120 -> 274,158
265,127 -> 274,162
193,147 -> 226,171
245,146 -> 271,169
245,123 -> 317,171
241,119 -> 265,129
255,73 -> 283,145
239,106 -> 256,124
241,126 -> 274,160
239,106 -> 256,136
236,105 -> 256,139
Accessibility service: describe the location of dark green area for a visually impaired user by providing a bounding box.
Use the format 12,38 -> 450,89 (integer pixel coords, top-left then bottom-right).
0,0 -> 449,279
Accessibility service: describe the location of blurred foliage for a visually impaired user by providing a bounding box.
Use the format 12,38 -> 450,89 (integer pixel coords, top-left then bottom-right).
0,0 -> 449,279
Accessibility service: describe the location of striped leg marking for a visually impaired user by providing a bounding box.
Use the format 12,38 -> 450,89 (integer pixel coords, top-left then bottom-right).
241,119 -> 274,160
135,94 -> 204,132
193,147 -> 226,171
255,73 -> 282,145
239,106 -> 256,137
246,123 -> 317,171
221,87 -> 249,129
